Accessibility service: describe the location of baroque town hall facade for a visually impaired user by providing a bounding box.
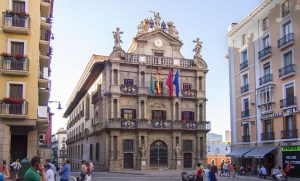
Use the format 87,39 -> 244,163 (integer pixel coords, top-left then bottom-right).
64,13 -> 210,171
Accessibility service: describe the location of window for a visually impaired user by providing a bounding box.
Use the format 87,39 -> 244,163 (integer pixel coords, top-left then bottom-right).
181,111 -> 194,121
154,81 -> 164,91
89,144 -> 93,161
242,98 -> 249,112
11,42 -> 24,56
263,62 -> 271,76
96,143 -> 100,161
152,110 -> 166,120
182,83 -> 192,91
242,34 -> 246,45
262,17 -> 269,31
243,124 -> 250,136
183,140 -> 193,152
123,139 -> 134,152
241,74 -> 248,86
9,84 -> 23,99
258,86 -> 274,105
281,0 -> 290,17
284,82 -> 294,104
262,35 -> 270,48
154,52 -> 163,57
264,120 -> 272,133
124,79 -> 134,86
283,51 -> 293,66
12,1 -> 25,13
241,50 -> 247,63
282,21 -> 291,36
121,109 -> 136,120
284,115 -> 295,130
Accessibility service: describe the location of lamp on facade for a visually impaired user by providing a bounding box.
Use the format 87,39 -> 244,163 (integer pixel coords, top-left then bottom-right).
49,101 -> 62,110
225,143 -> 231,151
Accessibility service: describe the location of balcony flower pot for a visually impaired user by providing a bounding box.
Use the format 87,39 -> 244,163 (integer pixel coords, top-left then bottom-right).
2,97 -> 24,104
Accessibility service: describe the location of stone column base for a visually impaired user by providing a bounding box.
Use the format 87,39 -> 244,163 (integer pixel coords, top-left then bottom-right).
109,159 -> 121,171
174,158 -> 183,169
139,158 -> 148,170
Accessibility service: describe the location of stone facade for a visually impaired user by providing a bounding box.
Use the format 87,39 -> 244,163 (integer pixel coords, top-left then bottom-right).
64,14 -> 210,171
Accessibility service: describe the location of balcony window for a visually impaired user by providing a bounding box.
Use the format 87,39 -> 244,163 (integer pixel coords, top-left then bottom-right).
242,124 -> 250,142
279,51 -> 295,78
240,50 -> 248,70
40,29 -> 51,41
124,79 -> 134,86
182,83 -> 192,91
278,21 -> 294,49
262,17 -> 269,31
259,63 -> 272,85
241,98 -> 250,118
281,0 -> 290,18
282,116 -> 297,139
121,109 -> 136,120
152,110 -> 166,120
241,74 -> 249,93
257,86 -> 274,113
181,111 -> 194,121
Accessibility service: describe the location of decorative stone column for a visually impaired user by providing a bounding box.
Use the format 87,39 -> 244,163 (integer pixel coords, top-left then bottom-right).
172,132 -> 182,169
138,132 -> 148,170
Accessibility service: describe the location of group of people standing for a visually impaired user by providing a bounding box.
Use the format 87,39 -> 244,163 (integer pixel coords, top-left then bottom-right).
219,161 -> 235,177
193,162 -> 219,181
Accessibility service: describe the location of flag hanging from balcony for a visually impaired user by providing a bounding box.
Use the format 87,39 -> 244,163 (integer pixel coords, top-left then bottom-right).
166,68 -> 173,96
149,66 -> 155,96
156,68 -> 161,95
173,69 -> 180,97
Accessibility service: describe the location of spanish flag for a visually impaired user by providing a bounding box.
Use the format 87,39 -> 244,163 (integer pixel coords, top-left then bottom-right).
156,68 -> 161,95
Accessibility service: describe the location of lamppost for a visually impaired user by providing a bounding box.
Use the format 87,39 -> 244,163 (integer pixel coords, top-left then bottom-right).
215,148 -> 220,166
49,101 -> 62,110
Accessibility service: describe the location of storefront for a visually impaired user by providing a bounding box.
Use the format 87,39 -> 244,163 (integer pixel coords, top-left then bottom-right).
282,146 -> 300,178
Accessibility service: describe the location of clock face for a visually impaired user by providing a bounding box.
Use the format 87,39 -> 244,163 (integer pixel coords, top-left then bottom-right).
154,38 -> 163,48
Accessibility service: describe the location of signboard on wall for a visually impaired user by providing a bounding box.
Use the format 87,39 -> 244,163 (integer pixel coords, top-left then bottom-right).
282,146 -> 300,178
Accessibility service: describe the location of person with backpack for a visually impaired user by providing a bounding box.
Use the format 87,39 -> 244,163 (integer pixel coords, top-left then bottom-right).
195,163 -> 204,181
10,159 -> 21,179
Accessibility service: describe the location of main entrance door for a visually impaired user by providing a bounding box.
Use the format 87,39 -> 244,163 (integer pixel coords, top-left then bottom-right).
150,140 -> 168,168
123,153 -> 133,169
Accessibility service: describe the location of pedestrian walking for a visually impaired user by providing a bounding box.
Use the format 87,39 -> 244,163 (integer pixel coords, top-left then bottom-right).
259,165 -> 267,179
272,165 -> 281,181
209,165 -> 218,181
224,162 -> 228,177
46,159 -> 57,181
229,162 -> 235,177
284,161 -> 292,181
194,163 -> 204,181
10,159 -> 21,179
0,160 -> 10,181
219,162 -> 224,177
45,164 -> 54,181
205,164 -> 211,181
24,156 -> 46,181
59,160 -> 70,181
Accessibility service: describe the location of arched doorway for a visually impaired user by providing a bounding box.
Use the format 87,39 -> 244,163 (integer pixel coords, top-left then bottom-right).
150,140 -> 168,168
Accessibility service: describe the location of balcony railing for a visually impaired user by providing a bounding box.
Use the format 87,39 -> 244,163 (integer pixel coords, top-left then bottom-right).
2,12 -> 30,31
0,100 -> 28,116
261,132 -> 274,141
242,135 -> 251,142
120,85 -> 138,95
0,55 -> 29,72
281,129 -> 298,139
123,53 -> 195,68
92,90 -> 101,104
280,96 -> 296,108
40,29 -> 51,41
181,89 -> 197,98
279,64 -> 295,78
104,119 -> 211,131
258,102 -> 274,113
278,33 -> 294,49
241,84 -> 249,94
241,109 -> 250,118
240,61 -> 248,70
259,74 -> 273,86
258,46 -> 272,60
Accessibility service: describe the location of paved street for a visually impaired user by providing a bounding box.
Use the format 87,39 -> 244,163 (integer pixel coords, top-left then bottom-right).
65,170 -> 299,181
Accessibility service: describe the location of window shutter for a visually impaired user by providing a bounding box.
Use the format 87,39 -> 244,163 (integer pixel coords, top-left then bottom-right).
191,112 -> 194,121
162,111 -> 166,120
152,110 -> 155,120
133,109 -> 136,119
121,109 -> 124,118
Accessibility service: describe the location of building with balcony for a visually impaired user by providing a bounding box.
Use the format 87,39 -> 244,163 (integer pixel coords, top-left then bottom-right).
52,128 -> 67,167
63,13 -> 210,171
0,0 -> 54,163
227,0 -> 300,178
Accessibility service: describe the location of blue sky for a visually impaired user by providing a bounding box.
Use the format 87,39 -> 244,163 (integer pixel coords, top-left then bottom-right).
50,0 -> 261,138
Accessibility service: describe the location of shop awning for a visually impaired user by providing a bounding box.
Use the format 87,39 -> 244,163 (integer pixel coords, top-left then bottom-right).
226,147 -> 254,158
243,146 -> 278,158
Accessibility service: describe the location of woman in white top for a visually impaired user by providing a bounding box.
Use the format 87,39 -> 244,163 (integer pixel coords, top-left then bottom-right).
45,164 -> 55,181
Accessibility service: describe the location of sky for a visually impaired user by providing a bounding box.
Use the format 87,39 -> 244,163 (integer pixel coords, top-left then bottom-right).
49,0 -> 262,138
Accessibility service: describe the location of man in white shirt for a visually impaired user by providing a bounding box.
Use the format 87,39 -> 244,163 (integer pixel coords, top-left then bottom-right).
46,159 -> 57,181
45,164 -> 55,181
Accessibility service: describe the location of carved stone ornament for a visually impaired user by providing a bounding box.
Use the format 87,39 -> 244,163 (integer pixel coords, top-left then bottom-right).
193,38 -> 202,58
112,27 -> 123,49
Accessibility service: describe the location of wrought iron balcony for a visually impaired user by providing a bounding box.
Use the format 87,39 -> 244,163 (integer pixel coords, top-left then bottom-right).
2,11 -> 30,34
242,135 -> 251,142
259,74 -> 273,86
278,33 -> 294,49
120,85 -> 138,95
261,132 -> 274,141
241,84 -> 249,94
181,89 -> 197,98
258,46 -> 272,60
0,99 -> 28,118
240,61 -> 248,71
279,64 -> 295,78
241,109 -> 250,118
280,96 -> 296,108
0,54 -> 29,75
123,53 -> 195,68
281,129 -> 298,139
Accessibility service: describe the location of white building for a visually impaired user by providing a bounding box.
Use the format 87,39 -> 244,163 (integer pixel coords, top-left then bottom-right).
52,128 -> 67,167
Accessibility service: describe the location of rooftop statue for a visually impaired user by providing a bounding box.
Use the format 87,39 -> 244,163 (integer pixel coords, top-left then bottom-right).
112,27 -> 123,49
137,19 -> 150,33
193,38 -> 202,58
150,11 -> 161,28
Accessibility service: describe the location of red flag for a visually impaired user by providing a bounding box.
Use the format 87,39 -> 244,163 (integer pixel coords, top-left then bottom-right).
166,69 -> 173,96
